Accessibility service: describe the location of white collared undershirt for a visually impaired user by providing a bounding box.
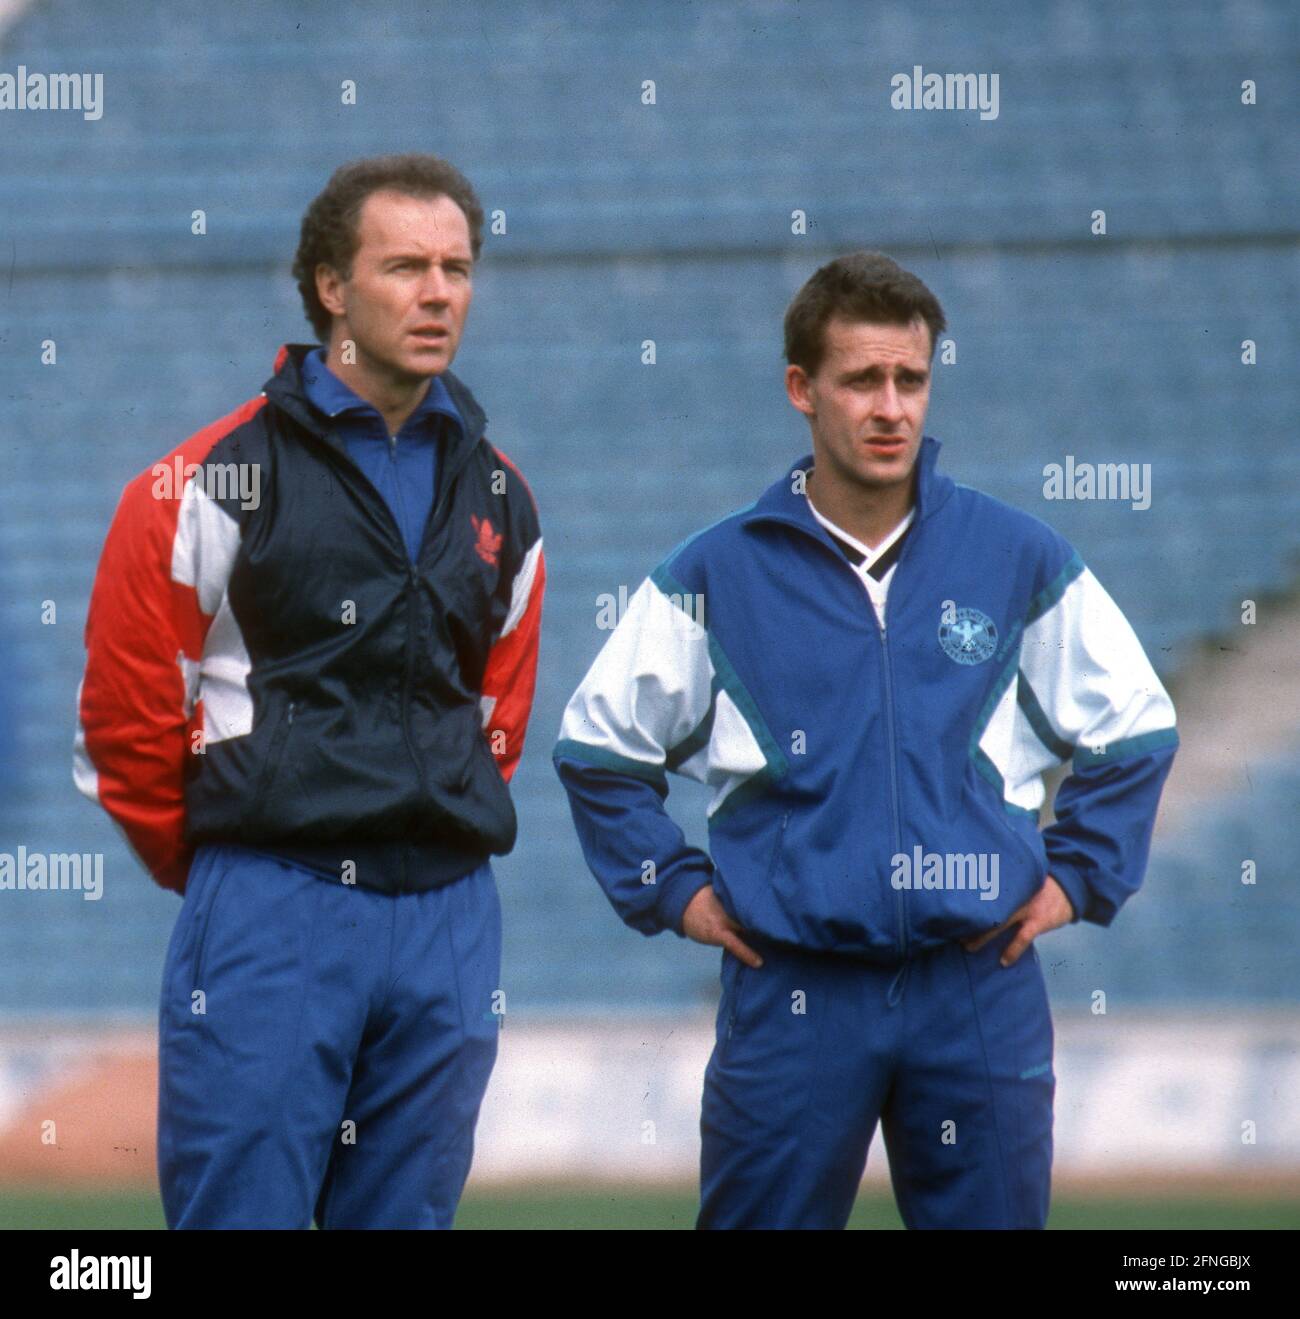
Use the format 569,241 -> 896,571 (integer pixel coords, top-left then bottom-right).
805,496 -> 916,630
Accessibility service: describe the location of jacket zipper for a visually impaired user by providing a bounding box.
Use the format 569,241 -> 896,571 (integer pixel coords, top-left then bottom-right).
273,380 -> 491,885
396,427 -> 483,890
874,613 -> 908,959
322,422 -> 480,889
876,525 -> 921,960
795,518 -> 918,960
399,565 -> 425,892
880,515 -> 926,959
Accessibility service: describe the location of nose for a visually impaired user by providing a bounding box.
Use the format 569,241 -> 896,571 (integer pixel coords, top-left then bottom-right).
417,267 -> 451,308
873,377 -> 905,424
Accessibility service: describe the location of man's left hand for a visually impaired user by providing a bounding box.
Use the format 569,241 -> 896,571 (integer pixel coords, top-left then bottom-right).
961,874 -> 1075,967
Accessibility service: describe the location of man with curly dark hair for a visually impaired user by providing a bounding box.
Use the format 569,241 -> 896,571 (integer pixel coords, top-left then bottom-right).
75,153 -> 545,1228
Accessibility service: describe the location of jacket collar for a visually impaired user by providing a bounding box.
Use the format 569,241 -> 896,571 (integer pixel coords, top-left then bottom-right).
741,435 -> 954,543
262,343 -> 488,461
299,346 -> 464,438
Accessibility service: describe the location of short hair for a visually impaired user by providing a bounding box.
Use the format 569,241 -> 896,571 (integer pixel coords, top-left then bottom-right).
293,153 -> 485,340
783,251 -> 947,375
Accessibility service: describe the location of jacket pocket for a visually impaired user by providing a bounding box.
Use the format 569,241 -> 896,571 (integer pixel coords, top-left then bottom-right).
999,805 -> 1048,886
765,810 -> 792,888
962,766 -> 1048,889
251,696 -> 297,833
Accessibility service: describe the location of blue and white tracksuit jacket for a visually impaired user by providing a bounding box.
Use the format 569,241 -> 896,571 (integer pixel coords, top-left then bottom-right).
554,436 -> 1178,960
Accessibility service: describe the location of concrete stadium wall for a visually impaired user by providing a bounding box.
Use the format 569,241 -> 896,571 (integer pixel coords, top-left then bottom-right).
1,1015 -> 1297,1187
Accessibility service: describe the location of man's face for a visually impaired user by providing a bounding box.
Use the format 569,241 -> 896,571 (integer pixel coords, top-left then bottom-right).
316,189 -> 473,380
786,315 -> 933,491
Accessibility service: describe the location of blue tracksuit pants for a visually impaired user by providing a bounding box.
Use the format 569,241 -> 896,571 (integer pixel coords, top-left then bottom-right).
698,925 -> 1055,1229
157,844 -> 501,1229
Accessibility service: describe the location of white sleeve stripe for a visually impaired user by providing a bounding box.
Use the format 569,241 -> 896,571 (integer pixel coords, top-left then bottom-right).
558,577 -> 713,767
1020,566 -> 1175,752
72,678 -> 100,803
499,538 -> 543,640
557,575 -> 776,815
171,481 -> 240,615
167,481 -> 251,746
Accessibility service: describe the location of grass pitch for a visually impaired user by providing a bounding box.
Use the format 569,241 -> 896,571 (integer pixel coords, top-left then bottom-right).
1,1184 -> 1296,1230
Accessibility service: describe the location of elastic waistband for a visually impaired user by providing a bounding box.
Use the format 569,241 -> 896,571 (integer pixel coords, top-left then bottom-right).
238,840 -> 488,894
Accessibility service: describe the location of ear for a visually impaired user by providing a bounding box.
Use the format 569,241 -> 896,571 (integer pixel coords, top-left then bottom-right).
315,263 -> 346,321
785,363 -> 815,418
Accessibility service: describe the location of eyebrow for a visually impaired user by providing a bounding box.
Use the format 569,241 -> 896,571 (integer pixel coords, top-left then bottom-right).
381,250 -> 473,266
837,364 -> 929,385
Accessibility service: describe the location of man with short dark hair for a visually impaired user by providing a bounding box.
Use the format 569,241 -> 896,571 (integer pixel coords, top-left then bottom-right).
75,153 -> 544,1228
554,251 -> 1176,1229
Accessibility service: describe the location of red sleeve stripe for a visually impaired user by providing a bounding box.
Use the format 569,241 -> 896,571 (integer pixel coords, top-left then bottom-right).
481,543 -> 546,784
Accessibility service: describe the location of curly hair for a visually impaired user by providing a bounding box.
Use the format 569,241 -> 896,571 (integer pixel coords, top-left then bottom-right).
292,153 -> 485,341
784,251 -> 947,374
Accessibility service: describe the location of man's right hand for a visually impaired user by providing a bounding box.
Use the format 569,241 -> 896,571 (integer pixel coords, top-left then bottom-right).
681,885 -> 763,968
